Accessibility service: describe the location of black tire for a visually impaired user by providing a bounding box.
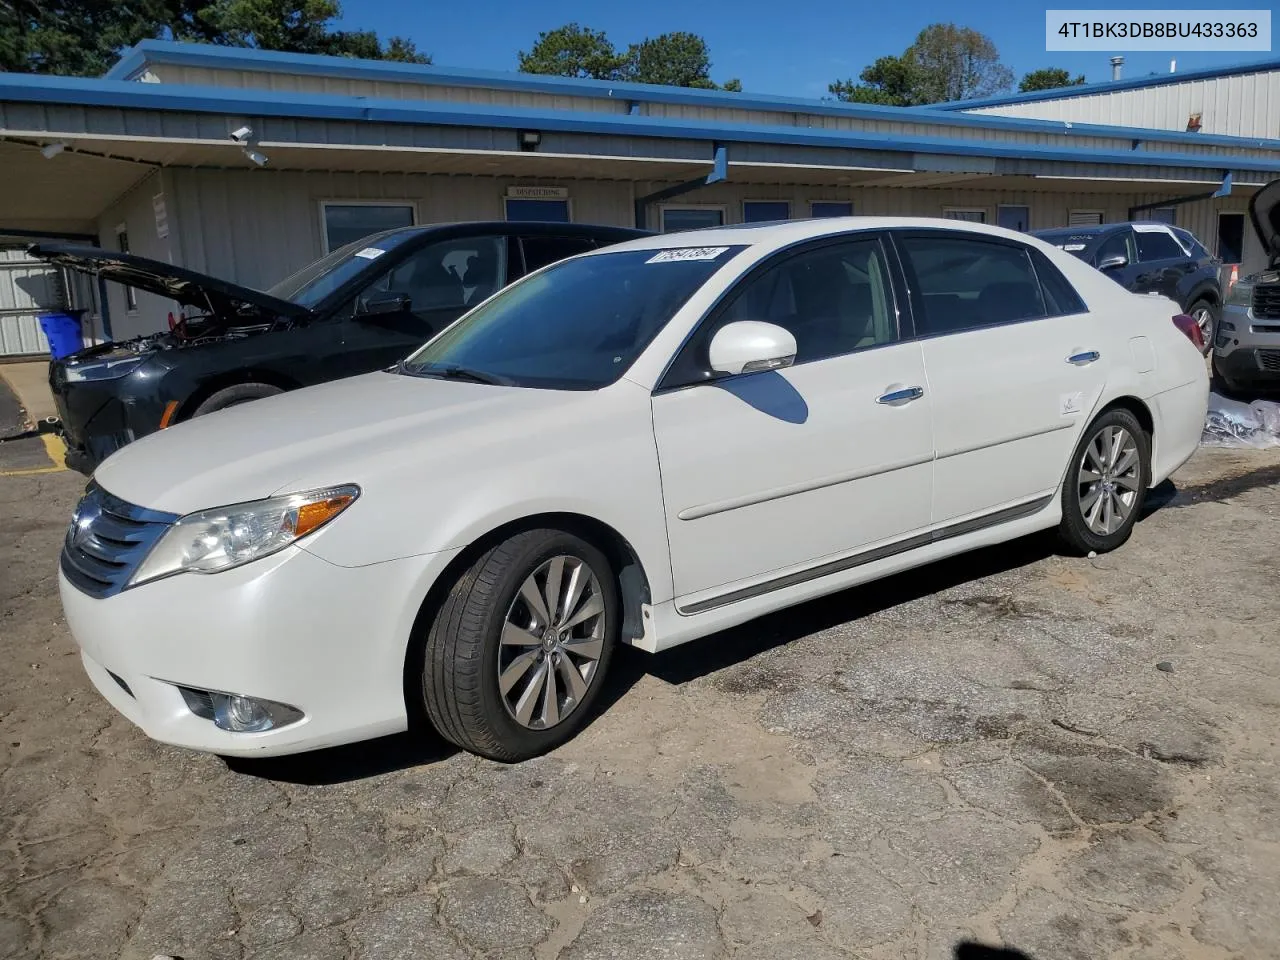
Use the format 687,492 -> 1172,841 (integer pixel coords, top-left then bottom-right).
190,382 -> 284,417
421,528 -> 619,762
1058,408 -> 1151,556
1186,298 -> 1217,355
1211,354 -> 1245,398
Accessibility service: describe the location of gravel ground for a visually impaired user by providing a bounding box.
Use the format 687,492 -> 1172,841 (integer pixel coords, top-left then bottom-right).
2,448 -> 1279,960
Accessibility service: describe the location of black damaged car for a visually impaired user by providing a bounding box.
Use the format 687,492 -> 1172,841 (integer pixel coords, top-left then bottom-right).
35,221 -> 649,474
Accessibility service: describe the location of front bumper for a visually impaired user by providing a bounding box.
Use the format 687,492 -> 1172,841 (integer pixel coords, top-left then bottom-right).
1214,304 -> 1280,383
60,544 -> 459,757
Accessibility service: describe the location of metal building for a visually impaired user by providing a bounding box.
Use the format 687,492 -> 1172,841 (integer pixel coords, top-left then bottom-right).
1,40 -> 1278,355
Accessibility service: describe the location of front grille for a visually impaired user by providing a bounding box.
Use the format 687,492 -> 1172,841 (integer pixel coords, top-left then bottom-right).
60,483 -> 178,599
1258,350 -> 1280,372
1253,284 -> 1280,320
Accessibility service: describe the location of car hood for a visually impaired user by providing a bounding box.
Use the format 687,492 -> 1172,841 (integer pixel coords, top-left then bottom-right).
1249,178 -> 1280,266
93,372 -> 596,515
28,242 -> 310,320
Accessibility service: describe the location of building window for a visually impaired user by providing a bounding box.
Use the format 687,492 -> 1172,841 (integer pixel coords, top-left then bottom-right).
743,201 -> 791,223
943,208 -> 986,223
115,226 -> 137,312
660,206 -> 725,233
321,202 -> 415,253
996,205 -> 1030,232
1217,212 -> 1245,264
504,198 -> 570,223
1068,210 -> 1104,226
1148,207 -> 1178,225
810,201 -> 853,218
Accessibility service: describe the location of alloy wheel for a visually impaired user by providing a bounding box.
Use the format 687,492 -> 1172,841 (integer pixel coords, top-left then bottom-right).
1077,425 -> 1141,536
497,555 -> 606,730
1191,305 -> 1214,350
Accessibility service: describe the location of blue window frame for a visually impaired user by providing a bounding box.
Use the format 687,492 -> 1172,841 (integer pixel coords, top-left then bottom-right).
743,201 -> 791,223
505,198 -> 570,223
810,201 -> 853,218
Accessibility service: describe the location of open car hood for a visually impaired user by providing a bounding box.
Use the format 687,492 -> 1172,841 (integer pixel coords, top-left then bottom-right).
27,242 -> 311,320
1249,178 -> 1280,267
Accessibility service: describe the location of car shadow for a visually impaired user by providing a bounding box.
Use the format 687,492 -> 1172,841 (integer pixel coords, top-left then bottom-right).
229,482 -> 1183,784
953,944 -> 1037,960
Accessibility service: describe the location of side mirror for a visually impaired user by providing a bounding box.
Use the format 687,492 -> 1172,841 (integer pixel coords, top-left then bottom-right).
359,292 -> 411,317
709,321 -> 797,376
1097,254 -> 1128,271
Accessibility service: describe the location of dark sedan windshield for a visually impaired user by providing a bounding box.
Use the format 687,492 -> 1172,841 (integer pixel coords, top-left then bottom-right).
266,230 -> 421,307
401,246 -> 744,389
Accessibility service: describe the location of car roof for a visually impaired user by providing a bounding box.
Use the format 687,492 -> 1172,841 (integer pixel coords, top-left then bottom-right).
592,216 -> 1044,255
374,221 -> 651,242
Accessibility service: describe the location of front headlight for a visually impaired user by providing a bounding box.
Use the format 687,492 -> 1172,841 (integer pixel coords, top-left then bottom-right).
1225,281 -> 1254,307
63,355 -> 145,383
129,484 -> 359,587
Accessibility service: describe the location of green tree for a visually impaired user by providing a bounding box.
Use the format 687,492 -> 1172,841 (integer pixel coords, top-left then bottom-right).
1019,66 -> 1086,92
517,23 -> 626,80
829,23 -> 1013,106
0,0 -> 430,76
518,23 -> 740,90
829,54 -> 919,105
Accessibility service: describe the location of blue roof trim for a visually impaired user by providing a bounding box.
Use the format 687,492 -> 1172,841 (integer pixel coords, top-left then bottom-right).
98,40 -> 1280,153
4,73 -> 1278,174
927,55 -> 1280,111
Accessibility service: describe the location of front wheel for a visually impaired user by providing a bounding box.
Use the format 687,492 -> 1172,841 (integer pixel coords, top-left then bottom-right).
1058,409 -> 1151,555
420,529 -> 618,762
190,382 -> 284,417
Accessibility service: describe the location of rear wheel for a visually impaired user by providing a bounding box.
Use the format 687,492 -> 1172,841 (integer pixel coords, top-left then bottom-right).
1058,408 -> 1151,555
1186,299 -> 1217,355
421,529 -> 618,762
1211,353 -> 1245,398
190,382 -> 284,417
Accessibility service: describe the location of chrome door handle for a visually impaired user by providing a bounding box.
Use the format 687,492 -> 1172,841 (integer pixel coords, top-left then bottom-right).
1067,350 -> 1101,365
876,386 -> 925,405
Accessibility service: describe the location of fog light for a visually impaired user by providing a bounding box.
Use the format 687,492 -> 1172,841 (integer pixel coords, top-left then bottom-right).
181,688 -> 304,733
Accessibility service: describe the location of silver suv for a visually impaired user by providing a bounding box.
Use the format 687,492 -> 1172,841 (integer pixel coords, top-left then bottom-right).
1214,180 -> 1280,393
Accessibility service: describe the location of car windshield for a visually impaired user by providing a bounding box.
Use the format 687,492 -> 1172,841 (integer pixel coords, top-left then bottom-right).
401,246 -> 745,390
266,230 -> 421,307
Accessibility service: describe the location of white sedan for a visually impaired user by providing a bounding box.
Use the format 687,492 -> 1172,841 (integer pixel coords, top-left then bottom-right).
59,218 -> 1209,762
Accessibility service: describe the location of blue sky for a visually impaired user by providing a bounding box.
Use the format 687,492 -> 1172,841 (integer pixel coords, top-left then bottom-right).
337,0 -> 1276,100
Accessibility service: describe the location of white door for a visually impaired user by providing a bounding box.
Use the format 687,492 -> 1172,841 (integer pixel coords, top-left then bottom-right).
893,230 -> 1111,524
651,235 -> 934,602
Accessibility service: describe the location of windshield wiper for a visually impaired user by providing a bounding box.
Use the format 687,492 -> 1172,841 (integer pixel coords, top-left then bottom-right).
415,363 -> 509,386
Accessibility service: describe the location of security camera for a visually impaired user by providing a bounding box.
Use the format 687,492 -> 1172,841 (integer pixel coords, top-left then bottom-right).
40,141 -> 67,159
229,125 -> 253,144
243,148 -> 268,168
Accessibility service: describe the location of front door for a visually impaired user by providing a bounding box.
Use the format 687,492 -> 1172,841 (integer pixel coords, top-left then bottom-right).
1133,224 -> 1193,304
341,235 -> 511,372
893,230 -> 1111,524
651,235 -> 935,602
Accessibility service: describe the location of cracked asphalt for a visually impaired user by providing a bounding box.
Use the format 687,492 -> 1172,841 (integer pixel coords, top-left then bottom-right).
2,448 -> 1279,960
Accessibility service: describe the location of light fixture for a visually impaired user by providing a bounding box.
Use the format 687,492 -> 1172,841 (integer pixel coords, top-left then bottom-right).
518,129 -> 541,152
243,148 -> 268,167
40,141 -> 67,159
229,125 -> 254,144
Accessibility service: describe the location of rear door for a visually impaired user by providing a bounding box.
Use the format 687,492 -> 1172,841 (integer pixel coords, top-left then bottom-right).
1133,225 -> 1190,304
893,229 -> 1111,525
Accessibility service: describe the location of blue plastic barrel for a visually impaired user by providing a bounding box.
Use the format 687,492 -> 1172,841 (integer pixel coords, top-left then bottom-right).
38,311 -> 85,360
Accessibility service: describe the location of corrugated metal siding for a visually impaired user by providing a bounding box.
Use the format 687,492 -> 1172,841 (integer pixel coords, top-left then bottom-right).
968,70 -> 1280,139
155,65 -> 624,115
0,247 -> 64,356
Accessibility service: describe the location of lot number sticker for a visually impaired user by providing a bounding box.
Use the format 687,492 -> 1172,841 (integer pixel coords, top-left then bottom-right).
354,247 -> 386,260
646,247 -> 730,264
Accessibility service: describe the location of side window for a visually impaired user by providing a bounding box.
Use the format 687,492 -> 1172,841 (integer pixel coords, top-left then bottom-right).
1031,249 -> 1088,317
661,237 -> 897,388
361,236 -> 508,317
1135,229 -> 1185,262
1094,230 -> 1132,265
896,233 -> 1046,336
520,236 -> 596,274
